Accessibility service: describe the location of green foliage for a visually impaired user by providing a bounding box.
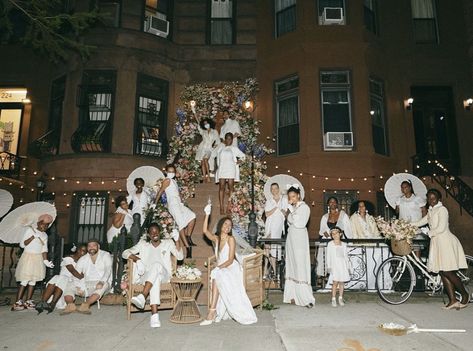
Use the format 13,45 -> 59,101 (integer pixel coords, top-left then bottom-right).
262,299 -> 279,311
0,0 -> 100,63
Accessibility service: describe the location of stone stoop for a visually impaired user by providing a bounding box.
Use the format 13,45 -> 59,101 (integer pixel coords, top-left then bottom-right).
184,181 -> 225,305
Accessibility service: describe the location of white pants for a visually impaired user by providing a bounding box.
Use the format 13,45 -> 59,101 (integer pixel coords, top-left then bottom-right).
135,263 -> 167,306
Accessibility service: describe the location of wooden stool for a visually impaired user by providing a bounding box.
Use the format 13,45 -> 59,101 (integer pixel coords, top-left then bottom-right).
170,278 -> 202,324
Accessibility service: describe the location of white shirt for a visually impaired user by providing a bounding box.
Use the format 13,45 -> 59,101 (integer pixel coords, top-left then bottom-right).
122,239 -> 184,282
59,256 -> 76,279
396,194 -> 426,223
127,189 -> 153,225
220,118 -> 241,146
76,250 -> 113,284
20,227 -> 48,254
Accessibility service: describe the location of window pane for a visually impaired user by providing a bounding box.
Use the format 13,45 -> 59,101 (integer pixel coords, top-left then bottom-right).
322,103 -> 351,133
275,0 -> 296,11
278,96 -> 299,127
278,124 -> 299,155
411,0 -> 434,18
211,19 -> 233,44
212,0 -> 233,17
321,71 -> 349,85
276,5 -> 296,37
413,19 -> 437,43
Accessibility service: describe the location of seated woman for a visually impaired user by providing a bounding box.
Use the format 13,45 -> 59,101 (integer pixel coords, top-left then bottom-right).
317,197 -> 353,279
200,204 -> 257,325
350,201 -> 390,291
413,189 -> 469,309
35,244 -> 87,314
107,195 -> 134,244
195,116 -> 220,183
350,201 -> 379,239
264,182 -> 288,277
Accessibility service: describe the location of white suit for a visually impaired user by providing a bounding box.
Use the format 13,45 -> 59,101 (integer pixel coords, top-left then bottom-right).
122,239 -> 184,305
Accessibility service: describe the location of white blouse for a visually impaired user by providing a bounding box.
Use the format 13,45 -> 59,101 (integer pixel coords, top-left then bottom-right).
395,194 -> 426,223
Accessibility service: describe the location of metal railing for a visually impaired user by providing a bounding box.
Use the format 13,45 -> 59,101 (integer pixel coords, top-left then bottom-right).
0,151 -> 23,179
412,154 -> 473,217
71,121 -> 112,153
258,237 -> 429,292
28,129 -> 60,158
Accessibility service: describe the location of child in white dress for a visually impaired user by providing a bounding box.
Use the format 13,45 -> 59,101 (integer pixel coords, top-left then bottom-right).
12,214 -> 55,311
326,227 -> 351,307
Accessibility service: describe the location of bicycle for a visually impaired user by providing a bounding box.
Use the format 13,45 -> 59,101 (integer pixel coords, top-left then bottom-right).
375,251 -> 473,305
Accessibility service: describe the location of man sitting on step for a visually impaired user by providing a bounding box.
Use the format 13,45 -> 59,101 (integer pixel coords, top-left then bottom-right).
122,223 -> 183,328
61,239 -> 113,315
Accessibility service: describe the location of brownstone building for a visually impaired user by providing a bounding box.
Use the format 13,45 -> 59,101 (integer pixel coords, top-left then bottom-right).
0,0 -> 472,249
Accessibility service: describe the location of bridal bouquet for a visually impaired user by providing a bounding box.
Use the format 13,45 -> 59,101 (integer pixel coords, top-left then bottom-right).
375,217 -> 418,243
175,263 -> 202,281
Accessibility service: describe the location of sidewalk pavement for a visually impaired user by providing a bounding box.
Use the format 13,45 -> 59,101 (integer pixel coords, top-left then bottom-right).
0,292 -> 471,351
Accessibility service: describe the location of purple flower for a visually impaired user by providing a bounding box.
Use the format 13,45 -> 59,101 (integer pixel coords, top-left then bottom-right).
238,141 -> 247,153
176,109 -> 186,123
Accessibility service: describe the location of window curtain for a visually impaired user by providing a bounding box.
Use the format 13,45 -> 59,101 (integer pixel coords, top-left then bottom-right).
278,97 -> 298,127
275,0 -> 296,12
411,0 -> 434,18
212,0 -> 232,18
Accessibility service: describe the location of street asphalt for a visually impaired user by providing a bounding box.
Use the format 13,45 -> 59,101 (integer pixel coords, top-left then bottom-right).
0,292 -> 471,351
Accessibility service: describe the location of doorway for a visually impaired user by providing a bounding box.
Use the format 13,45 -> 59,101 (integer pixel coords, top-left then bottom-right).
411,86 -> 460,173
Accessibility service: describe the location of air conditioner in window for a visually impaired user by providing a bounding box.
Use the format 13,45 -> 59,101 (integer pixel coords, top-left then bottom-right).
322,7 -> 345,25
144,13 -> 169,38
325,132 -> 353,149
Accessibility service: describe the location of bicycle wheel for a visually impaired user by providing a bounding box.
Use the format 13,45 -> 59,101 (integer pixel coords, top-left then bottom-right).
376,256 -> 416,305
458,255 -> 473,302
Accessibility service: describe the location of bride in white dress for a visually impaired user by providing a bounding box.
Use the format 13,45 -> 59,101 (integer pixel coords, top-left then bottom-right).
283,185 -> 315,308
156,165 -> 196,258
200,204 -> 257,325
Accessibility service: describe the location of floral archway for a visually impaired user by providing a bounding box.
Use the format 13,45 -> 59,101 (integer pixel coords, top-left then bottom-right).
167,78 -> 272,235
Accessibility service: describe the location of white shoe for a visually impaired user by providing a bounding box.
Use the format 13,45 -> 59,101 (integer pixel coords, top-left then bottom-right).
150,313 -> 161,328
338,297 -> 345,307
331,298 -> 337,307
200,319 -> 214,326
131,294 -> 145,309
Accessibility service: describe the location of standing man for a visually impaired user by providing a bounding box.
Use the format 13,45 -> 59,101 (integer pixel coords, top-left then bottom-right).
123,223 -> 183,328
219,110 -> 241,147
62,239 -> 112,315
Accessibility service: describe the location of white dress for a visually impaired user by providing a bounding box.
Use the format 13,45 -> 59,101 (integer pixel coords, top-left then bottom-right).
283,201 -> 315,306
165,179 -> 196,230
106,208 -> 133,243
46,256 -> 79,309
219,119 -> 241,147
396,194 -> 425,223
264,196 -> 288,259
317,210 -> 353,277
196,127 -> 219,161
211,242 -> 257,325
326,241 -> 351,283
214,145 -> 246,182
16,227 -> 48,283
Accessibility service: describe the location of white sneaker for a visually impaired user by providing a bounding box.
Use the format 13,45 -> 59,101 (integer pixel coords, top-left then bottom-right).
338,297 -> 345,307
150,313 -> 161,328
131,294 -> 145,309
331,298 -> 337,307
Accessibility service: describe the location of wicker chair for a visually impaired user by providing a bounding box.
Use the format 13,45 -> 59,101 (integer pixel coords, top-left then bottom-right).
207,250 -> 264,309
125,258 -> 177,320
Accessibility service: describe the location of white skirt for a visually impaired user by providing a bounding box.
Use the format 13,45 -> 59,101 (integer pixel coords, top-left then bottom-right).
16,252 -> 46,282
168,202 -> 196,230
47,275 -> 70,291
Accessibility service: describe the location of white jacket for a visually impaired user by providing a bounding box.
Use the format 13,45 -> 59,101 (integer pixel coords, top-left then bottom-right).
76,250 -> 113,286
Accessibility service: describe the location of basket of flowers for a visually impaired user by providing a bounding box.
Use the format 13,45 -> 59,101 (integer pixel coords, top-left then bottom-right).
174,262 -> 202,282
375,217 -> 418,256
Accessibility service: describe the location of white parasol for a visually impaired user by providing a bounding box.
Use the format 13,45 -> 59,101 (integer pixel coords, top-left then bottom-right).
264,174 -> 305,201
0,189 -> 14,218
126,166 -> 165,195
384,173 -> 427,209
0,202 -> 57,244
